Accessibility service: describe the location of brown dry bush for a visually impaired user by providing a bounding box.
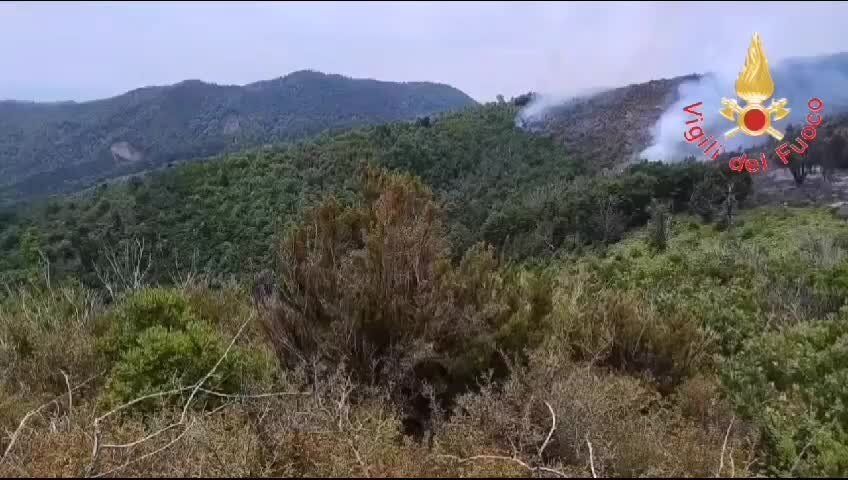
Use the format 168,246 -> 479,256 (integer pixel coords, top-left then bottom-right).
1,403 -> 265,477
438,349 -> 758,478
238,362 -> 531,477
548,270 -> 713,391
2,361 -> 538,478
0,283 -> 102,402
256,165 -> 552,424
0,278 -> 758,478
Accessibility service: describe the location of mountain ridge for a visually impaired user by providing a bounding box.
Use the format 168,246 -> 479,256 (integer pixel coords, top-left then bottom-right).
0,70 -> 477,204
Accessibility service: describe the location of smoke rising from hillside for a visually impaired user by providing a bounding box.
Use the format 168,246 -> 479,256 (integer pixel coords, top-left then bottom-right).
515,88 -> 604,128
640,54 -> 848,162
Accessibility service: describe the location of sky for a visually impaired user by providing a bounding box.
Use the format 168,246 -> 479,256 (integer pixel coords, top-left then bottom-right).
2,1 -> 848,103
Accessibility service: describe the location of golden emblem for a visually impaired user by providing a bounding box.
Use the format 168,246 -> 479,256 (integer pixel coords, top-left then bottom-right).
720,33 -> 790,140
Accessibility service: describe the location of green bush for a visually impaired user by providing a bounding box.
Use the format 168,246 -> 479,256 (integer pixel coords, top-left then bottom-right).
723,312 -> 848,476
548,280 -> 710,389
96,288 -> 197,360
812,261 -> 848,314
104,321 -> 272,411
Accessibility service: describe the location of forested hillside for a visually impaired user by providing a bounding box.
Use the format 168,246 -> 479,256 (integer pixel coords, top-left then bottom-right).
0,103 -> 749,286
0,70 -> 476,204
5,95 -> 848,477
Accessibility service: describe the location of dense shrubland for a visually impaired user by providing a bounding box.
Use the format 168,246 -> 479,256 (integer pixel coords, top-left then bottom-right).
0,104 -> 750,286
4,163 -> 848,476
2,103 -> 848,476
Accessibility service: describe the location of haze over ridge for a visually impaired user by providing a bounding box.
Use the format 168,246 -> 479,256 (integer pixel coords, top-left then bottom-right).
2,1 -> 847,103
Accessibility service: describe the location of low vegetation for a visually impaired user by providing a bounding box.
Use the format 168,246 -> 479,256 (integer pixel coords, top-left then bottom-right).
3,156 -> 848,476
3,99 -> 848,476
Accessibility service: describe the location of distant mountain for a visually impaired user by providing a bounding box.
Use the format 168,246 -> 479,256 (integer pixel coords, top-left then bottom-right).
0,70 -> 476,204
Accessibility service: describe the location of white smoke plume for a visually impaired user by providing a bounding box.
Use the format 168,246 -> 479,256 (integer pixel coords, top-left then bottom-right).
514,87 -> 607,129
516,53 -> 848,162
640,53 -> 848,162
515,93 -> 570,128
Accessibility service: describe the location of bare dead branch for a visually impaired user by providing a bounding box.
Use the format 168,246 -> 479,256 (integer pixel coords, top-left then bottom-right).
1,372 -> 101,466
586,436 -> 597,478
37,249 -> 51,290
348,438 -> 371,476
60,369 -> 73,419
101,422 -> 184,450
730,449 -> 736,477
537,466 -> 569,477
439,453 -> 532,470
91,419 -> 197,478
438,453 -> 567,478
96,387 -> 190,425
94,238 -> 152,300
716,415 -> 735,477
538,400 -> 556,460
196,388 -> 309,400
180,318 -> 250,424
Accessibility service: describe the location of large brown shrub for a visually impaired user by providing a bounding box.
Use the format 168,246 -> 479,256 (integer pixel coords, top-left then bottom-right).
255,165 -> 552,425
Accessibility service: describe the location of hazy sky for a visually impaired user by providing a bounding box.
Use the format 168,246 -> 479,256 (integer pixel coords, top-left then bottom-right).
2,1 -> 848,103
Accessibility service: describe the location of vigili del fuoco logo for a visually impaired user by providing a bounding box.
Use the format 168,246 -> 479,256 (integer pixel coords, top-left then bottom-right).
682,33 -> 825,174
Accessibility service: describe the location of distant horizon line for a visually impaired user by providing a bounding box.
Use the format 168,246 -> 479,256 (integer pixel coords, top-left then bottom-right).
3,50 -> 846,106
0,69 -> 477,105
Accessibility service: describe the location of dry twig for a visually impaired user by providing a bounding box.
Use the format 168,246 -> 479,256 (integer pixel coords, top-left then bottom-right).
439,399 -> 565,478
538,400 -> 556,459
1,372 -> 101,466
439,453 -> 567,478
60,370 -> 73,418
716,415 -> 735,477
85,317 -> 308,477
586,436 -> 597,478
91,419 -> 197,478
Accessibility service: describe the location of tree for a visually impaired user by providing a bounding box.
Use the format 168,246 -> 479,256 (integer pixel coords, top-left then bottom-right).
689,175 -> 726,222
597,193 -> 626,243
19,227 -> 42,269
782,125 -> 813,186
720,182 -> 738,230
833,134 -> 848,169
512,92 -> 536,107
647,199 -> 670,252
789,155 -> 812,186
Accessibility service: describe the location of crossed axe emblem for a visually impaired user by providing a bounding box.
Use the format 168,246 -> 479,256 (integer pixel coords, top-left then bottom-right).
720,98 -> 790,140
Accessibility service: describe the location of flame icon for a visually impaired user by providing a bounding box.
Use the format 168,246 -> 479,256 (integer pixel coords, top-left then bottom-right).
719,33 -> 790,140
